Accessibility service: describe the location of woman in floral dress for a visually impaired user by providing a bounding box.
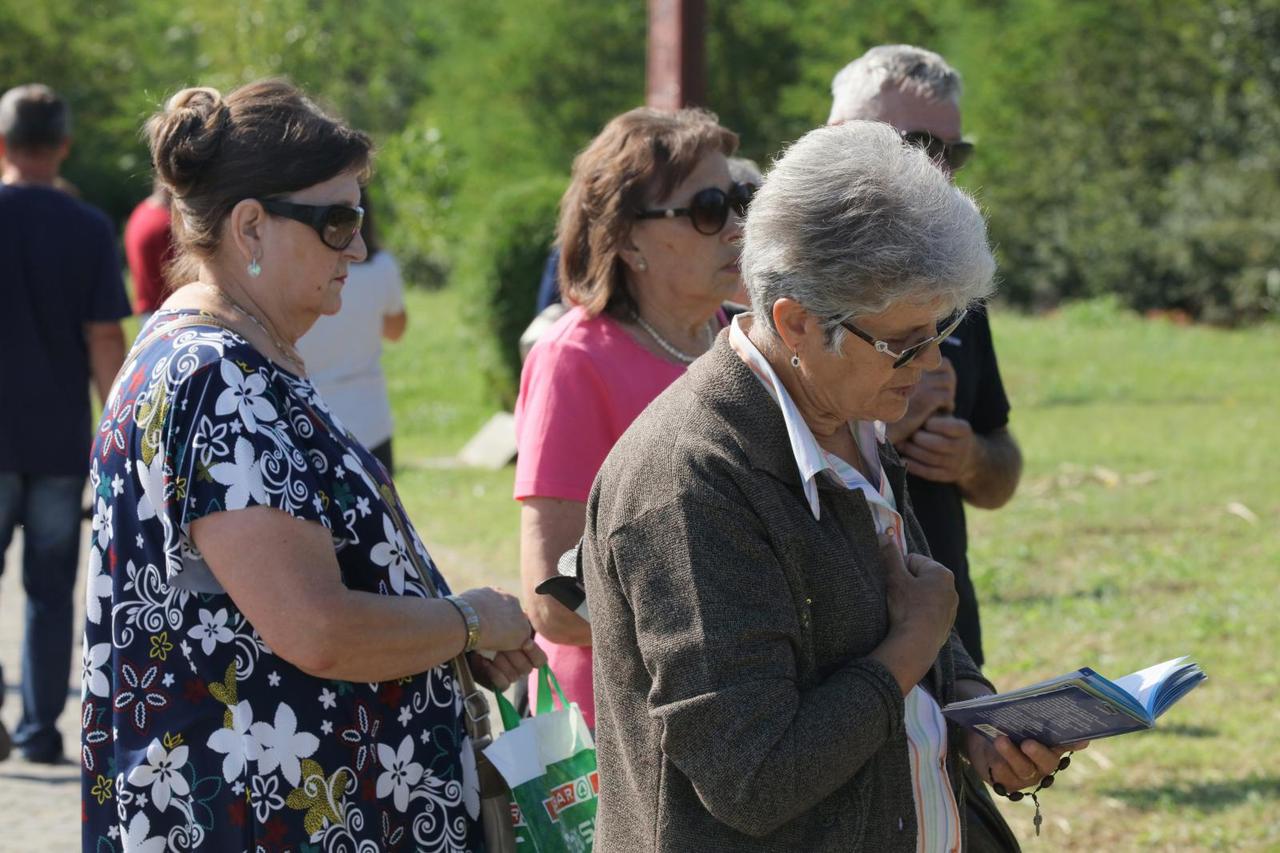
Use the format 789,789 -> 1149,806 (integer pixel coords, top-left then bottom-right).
82,81 -> 542,852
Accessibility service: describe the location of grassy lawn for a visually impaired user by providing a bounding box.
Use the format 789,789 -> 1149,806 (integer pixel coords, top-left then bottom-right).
385,287 -> 1278,850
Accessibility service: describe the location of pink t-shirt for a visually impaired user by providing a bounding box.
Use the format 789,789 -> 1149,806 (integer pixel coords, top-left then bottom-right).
514,306 -> 696,727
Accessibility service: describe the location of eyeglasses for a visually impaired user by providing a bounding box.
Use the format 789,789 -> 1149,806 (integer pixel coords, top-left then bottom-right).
259,199 -> 365,251
839,308 -> 968,368
902,130 -> 975,173
635,181 -> 755,236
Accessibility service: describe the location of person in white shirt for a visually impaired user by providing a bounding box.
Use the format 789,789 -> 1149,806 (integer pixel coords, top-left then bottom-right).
297,188 -> 408,472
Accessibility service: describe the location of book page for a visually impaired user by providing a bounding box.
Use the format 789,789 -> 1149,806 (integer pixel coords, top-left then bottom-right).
943,684 -> 1150,745
1112,656 -> 1189,715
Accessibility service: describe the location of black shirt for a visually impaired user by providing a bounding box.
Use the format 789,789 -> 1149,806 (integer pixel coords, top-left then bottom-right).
0,185 -> 129,476
903,309 -> 1010,666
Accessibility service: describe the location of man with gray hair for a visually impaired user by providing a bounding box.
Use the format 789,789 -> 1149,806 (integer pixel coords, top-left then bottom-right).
830,46 -> 1024,851
829,45 -> 1022,670
0,84 -> 129,763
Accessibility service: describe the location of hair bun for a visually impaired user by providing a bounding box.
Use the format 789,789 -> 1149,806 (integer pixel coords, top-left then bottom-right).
147,86 -> 230,196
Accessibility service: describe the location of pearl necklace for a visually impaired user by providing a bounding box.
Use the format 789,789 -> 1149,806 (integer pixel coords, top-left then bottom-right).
632,311 -> 714,365
197,284 -> 308,375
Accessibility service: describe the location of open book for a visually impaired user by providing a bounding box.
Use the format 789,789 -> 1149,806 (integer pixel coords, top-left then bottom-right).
941,656 -> 1205,746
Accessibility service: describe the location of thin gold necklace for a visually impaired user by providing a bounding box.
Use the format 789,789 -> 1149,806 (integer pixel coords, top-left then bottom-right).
196,283 -> 307,375
631,311 -> 714,364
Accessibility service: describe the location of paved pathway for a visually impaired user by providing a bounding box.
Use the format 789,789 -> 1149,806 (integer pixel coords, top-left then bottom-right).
0,526 -> 84,852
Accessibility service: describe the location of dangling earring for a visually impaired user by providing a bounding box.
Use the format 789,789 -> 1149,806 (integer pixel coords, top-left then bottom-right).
636,257 -> 648,272
791,352 -> 801,368
247,257 -> 262,278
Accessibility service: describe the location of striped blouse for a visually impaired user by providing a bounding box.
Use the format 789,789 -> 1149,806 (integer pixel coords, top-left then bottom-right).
728,314 -> 962,853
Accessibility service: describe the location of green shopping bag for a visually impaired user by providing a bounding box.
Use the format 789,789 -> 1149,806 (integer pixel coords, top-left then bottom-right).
487,665 -> 598,853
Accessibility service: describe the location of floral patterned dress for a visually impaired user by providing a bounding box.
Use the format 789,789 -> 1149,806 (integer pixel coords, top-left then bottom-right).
82,310 -> 481,852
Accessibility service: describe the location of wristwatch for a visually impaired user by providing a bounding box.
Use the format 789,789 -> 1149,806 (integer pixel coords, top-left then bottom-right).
445,595 -> 481,653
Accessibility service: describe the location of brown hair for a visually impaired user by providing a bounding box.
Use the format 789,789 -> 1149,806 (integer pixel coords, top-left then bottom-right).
0,83 -> 70,151
557,107 -> 738,318
145,80 -> 372,285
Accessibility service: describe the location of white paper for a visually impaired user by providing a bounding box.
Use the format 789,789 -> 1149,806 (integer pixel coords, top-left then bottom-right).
1113,656 -> 1189,714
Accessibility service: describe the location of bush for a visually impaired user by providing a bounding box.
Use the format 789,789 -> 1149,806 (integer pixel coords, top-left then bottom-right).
375,115 -> 458,289
454,174 -> 567,407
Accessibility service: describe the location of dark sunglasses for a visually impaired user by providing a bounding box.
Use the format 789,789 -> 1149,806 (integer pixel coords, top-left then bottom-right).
635,181 -> 755,236
259,199 -> 365,251
839,308 -> 968,368
902,130 -> 975,173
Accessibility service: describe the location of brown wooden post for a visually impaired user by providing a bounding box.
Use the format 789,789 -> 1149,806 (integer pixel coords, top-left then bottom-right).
646,0 -> 706,110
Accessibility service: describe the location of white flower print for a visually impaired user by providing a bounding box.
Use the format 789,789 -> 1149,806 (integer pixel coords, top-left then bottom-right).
207,700 -> 262,782
93,496 -> 114,550
318,688 -> 336,709
370,514 -> 411,594
118,811 -> 167,853
250,774 -> 285,823
215,359 -> 277,433
250,702 -> 319,786
84,547 -> 112,625
376,735 -> 424,813
126,739 -> 190,811
460,735 -> 481,820
186,608 -> 234,655
191,415 -> 230,467
209,437 -> 268,510
135,452 -> 165,523
82,639 -> 111,698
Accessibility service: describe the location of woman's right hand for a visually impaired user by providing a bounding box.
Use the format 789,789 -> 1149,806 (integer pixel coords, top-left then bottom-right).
872,534 -> 959,695
459,587 -> 534,652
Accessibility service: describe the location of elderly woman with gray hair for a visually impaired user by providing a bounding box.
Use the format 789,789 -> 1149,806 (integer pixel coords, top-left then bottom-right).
582,120 -> 1083,851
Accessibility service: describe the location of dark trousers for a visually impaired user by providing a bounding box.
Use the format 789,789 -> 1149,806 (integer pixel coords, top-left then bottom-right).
0,472 -> 84,760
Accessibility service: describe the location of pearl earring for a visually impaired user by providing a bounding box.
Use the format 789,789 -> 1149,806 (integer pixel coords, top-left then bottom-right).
791,353 -> 801,368
247,258 -> 262,278
636,258 -> 648,272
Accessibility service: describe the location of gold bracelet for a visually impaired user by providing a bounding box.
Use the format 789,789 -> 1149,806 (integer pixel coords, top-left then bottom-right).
445,595 -> 481,654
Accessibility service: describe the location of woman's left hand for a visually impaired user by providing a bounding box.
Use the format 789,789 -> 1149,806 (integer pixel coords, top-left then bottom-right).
467,640 -> 547,692
964,728 -> 1089,793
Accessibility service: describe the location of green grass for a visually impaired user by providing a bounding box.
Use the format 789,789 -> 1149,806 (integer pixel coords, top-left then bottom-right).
385,288 -> 1278,849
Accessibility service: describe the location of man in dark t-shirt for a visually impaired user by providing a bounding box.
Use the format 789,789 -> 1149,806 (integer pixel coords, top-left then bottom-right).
889,311 -> 1013,666
829,47 -> 1024,669
0,84 -> 129,763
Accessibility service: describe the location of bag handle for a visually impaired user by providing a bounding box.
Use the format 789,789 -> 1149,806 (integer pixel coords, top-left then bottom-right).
534,664 -> 570,716
495,691 -> 523,732
498,664 -> 568,727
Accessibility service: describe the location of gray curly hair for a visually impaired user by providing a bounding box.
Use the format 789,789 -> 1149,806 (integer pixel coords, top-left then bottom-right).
828,44 -> 962,125
741,120 -> 995,349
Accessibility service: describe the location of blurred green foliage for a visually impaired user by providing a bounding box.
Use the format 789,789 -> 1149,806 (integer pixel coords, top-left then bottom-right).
455,175 -> 566,405
2,0 -> 1276,388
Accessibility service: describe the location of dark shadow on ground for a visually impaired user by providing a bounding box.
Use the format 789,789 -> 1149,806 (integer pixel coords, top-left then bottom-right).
1146,723 -> 1218,739
0,770 -> 78,785
1101,776 -> 1280,812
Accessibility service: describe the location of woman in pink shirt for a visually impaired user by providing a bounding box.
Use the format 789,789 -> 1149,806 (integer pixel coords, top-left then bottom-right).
515,107 -> 752,726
